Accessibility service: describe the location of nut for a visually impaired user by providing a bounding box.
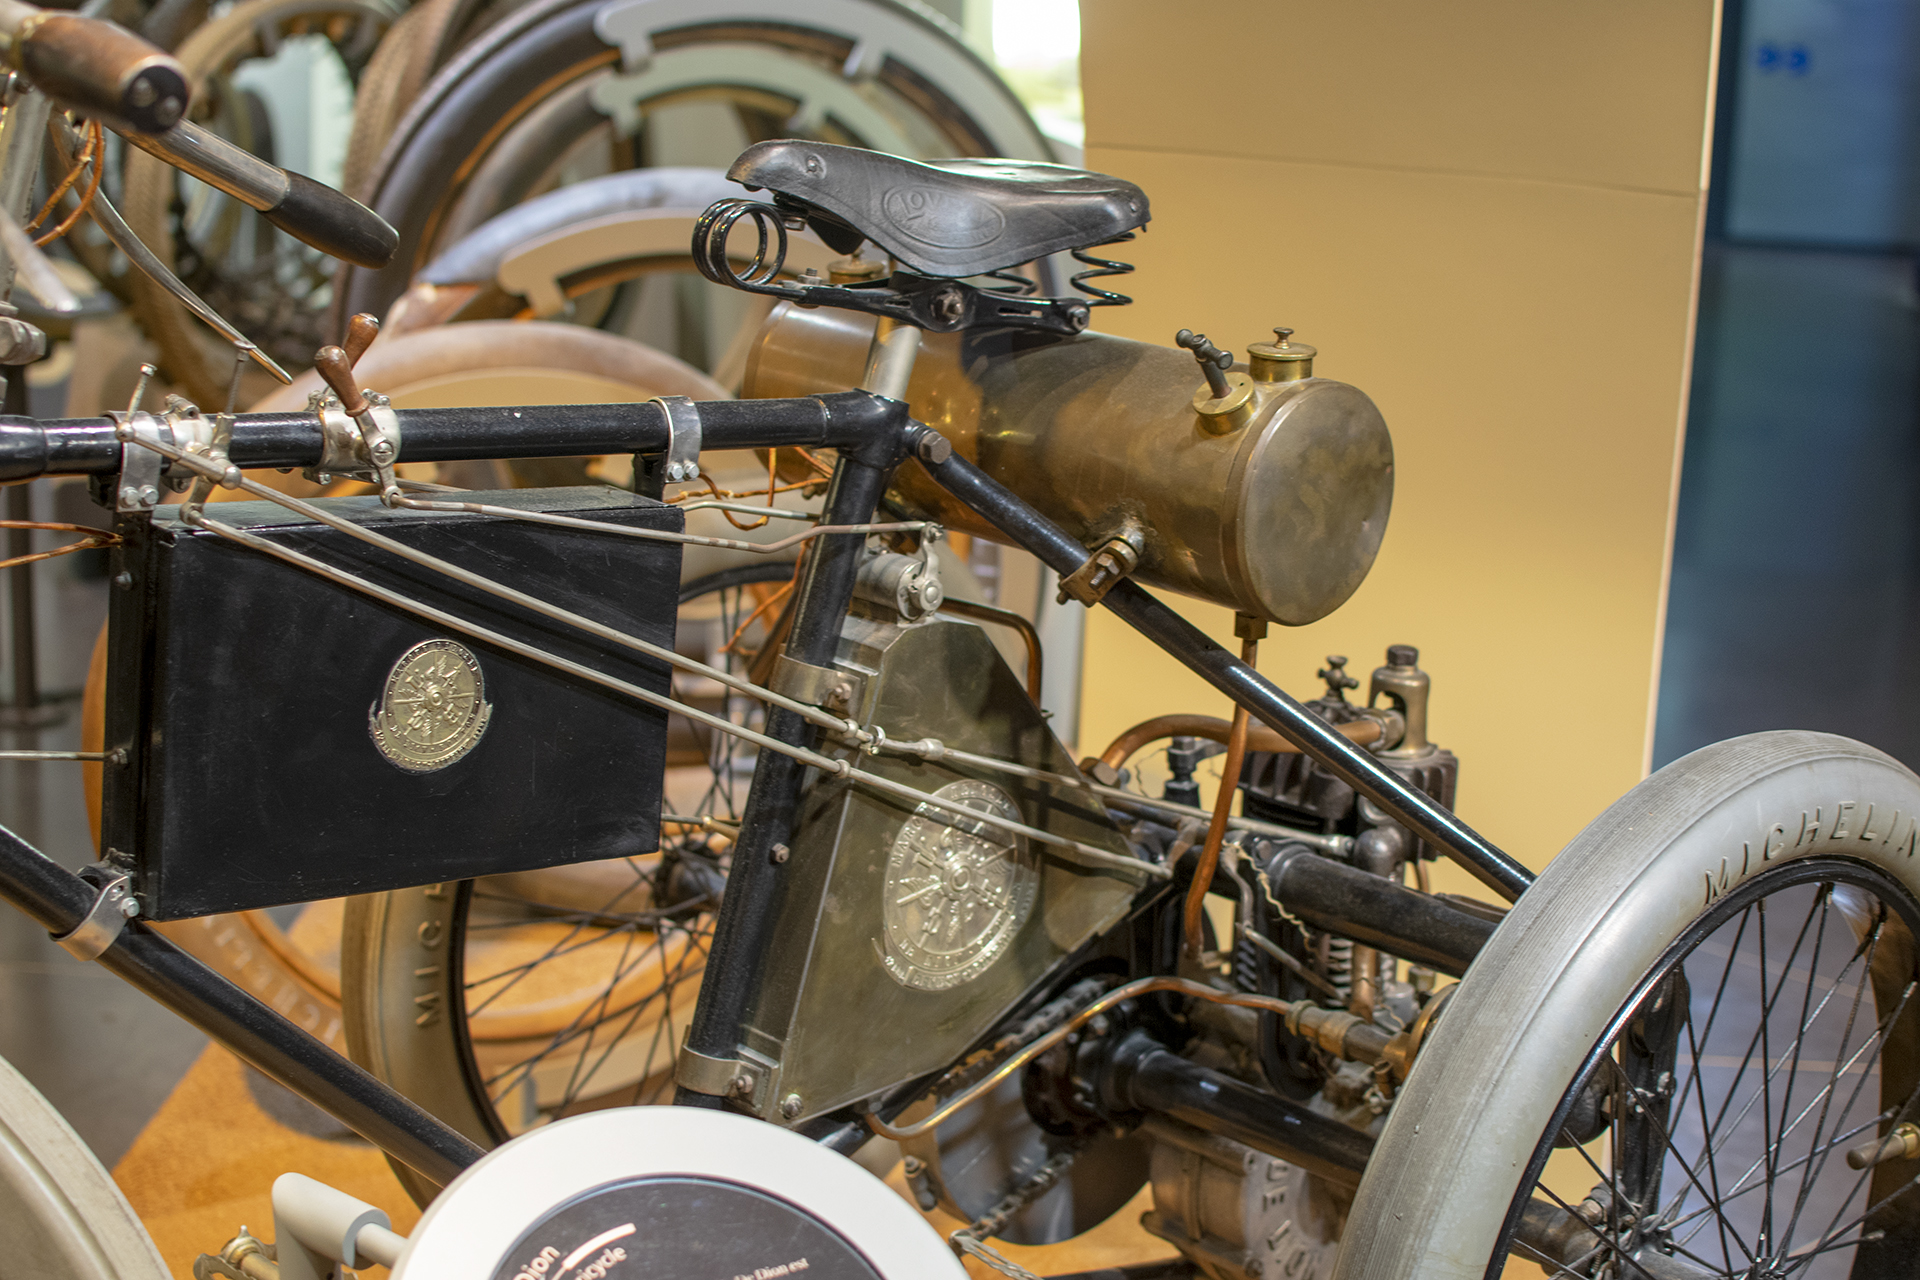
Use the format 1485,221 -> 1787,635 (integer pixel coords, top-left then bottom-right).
780,1093 -> 803,1120
770,842 -> 790,864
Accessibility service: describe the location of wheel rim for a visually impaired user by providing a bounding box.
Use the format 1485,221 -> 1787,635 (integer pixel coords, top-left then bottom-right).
1499,856 -> 1920,1280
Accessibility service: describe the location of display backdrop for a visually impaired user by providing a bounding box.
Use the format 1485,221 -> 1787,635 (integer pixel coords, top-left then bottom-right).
1076,1 -> 1723,881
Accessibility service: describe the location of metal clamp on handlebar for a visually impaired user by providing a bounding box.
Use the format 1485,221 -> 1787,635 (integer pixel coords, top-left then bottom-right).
654,394 -> 702,483
52,866 -> 138,961
307,392 -> 402,501
109,410 -> 169,513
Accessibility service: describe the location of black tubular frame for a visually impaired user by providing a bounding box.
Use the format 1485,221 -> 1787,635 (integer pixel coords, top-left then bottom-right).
0,390 -> 1533,1181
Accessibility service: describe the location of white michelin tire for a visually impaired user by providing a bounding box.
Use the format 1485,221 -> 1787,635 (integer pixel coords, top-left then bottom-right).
1333,730 -> 1920,1280
0,1052 -> 168,1280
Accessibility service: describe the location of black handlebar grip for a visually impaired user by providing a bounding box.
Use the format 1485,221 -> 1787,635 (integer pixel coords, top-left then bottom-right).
10,12 -> 187,134
262,171 -> 398,269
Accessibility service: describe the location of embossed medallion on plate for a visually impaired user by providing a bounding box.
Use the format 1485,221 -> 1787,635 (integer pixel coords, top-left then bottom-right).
881,779 -> 1038,991
368,638 -> 494,773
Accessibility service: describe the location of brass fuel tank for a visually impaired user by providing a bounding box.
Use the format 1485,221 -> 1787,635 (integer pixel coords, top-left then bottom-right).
743,304 -> 1393,626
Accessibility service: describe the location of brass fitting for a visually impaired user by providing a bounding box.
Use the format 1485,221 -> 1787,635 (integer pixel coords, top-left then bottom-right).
1287,1001 -> 1391,1064
1846,1120 -> 1920,1169
1176,328 -> 1255,433
1248,327 -> 1316,382
1378,984 -> 1456,1082
193,1229 -> 278,1280
827,254 -> 887,285
1369,644 -> 1434,759
1059,518 -> 1146,607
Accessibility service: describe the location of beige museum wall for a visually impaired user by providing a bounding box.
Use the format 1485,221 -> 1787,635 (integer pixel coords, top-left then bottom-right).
1073,2 -> 1722,883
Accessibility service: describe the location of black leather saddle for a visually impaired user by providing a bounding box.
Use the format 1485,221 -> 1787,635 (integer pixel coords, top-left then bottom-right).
726,140 -> 1150,278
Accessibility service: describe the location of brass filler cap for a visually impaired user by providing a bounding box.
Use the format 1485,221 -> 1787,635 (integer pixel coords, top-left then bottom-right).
1248,327 -> 1316,382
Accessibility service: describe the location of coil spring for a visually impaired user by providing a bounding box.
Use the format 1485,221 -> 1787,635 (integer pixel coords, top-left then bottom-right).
980,267 -> 1038,296
692,198 -> 790,290
1320,935 -> 1354,1003
1069,231 -> 1136,306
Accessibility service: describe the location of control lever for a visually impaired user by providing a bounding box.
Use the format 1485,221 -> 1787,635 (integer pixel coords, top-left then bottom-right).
312,314 -> 375,415
119,119 -> 397,268
1175,328 -> 1234,399
312,314 -> 400,502
0,0 -> 186,133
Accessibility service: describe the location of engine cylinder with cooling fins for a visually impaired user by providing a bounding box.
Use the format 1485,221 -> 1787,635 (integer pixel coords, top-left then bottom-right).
743,305 -> 1394,626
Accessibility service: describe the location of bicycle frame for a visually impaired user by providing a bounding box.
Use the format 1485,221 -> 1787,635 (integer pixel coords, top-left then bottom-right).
0,389 -> 1533,1187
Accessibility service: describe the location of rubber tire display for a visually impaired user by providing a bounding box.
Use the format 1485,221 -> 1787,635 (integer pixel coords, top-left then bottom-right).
0,1053 -> 169,1280
1332,731 -> 1920,1280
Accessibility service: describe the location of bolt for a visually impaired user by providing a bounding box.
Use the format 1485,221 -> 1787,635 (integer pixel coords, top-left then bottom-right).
930,288 -> 967,326
770,842 -> 790,864
137,485 -> 159,506
127,78 -> 156,108
730,1073 -> 753,1097
370,439 -> 394,461
112,571 -> 132,589
915,433 -> 952,465
780,1093 -> 803,1119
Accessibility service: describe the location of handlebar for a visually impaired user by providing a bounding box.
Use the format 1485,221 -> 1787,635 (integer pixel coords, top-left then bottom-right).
120,120 -> 398,268
0,0 -> 186,134
0,392 -> 904,482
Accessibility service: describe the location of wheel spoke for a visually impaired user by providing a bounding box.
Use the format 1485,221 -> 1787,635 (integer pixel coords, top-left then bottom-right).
1781,910 -> 1885,1249
1505,867 -> 1920,1280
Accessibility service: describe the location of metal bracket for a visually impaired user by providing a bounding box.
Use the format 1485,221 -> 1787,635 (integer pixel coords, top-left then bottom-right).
109,410 -> 171,514
653,395 -> 702,483
1058,518 -> 1146,608
311,399 -> 362,477
769,653 -> 866,714
355,397 -> 402,502
52,868 -> 137,961
675,1040 -> 774,1112
306,397 -> 402,500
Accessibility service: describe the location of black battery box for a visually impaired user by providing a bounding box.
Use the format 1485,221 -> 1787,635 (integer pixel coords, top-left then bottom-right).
99,485 -> 683,919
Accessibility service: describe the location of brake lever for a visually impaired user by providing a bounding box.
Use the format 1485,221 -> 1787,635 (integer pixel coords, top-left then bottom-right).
118,118 -> 397,269
49,112 -> 290,384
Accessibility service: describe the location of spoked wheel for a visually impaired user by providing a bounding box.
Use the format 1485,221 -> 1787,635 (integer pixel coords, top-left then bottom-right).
1334,732 -> 1920,1280
119,0 -> 401,405
341,560 -> 795,1205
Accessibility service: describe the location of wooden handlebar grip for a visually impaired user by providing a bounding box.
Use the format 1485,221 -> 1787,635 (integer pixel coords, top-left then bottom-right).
342,314 -> 380,367
312,346 -> 368,417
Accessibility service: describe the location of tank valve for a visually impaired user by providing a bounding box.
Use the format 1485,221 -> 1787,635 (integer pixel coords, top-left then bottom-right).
1248,326 -> 1317,382
1176,328 -> 1254,433
1369,644 -> 1434,759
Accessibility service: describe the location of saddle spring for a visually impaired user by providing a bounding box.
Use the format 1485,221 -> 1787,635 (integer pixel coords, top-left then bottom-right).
691,198 -> 796,291
1069,231 -> 1136,307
